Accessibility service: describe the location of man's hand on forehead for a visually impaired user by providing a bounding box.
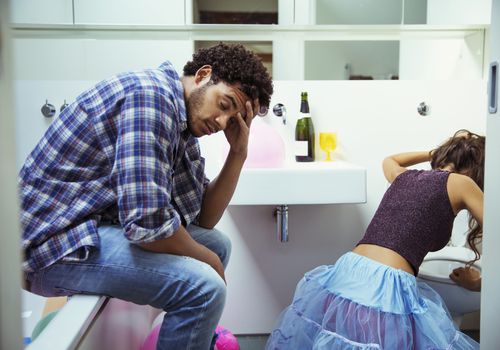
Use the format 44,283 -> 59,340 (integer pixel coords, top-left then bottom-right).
232,88 -> 251,117
233,87 -> 261,123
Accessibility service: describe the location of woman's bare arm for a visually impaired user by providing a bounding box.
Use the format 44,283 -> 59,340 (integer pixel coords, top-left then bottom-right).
382,151 -> 431,183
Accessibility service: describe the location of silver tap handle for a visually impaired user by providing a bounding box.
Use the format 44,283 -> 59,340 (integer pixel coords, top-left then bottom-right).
272,103 -> 287,125
60,99 -> 69,112
41,100 -> 56,118
417,102 -> 430,116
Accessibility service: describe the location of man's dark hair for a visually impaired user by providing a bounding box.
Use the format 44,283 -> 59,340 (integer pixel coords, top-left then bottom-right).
183,42 -> 273,108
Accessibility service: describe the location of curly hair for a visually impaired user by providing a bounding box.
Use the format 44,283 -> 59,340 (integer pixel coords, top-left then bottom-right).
183,42 -> 273,108
430,129 -> 486,264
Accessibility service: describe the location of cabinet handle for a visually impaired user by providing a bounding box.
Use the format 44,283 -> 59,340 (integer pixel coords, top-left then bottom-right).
488,61 -> 498,114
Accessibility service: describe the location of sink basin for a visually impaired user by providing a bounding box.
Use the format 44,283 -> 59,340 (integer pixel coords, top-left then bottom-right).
227,161 -> 366,205
202,118 -> 366,206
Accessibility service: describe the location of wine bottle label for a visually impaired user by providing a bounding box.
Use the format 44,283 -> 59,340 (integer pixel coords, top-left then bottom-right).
294,140 -> 308,156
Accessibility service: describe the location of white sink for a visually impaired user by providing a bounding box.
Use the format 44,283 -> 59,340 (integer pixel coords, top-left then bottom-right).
221,160 -> 366,205
201,118 -> 366,206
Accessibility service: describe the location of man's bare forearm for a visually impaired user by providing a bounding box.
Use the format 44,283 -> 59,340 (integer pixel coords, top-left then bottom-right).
198,150 -> 246,228
139,226 -> 225,281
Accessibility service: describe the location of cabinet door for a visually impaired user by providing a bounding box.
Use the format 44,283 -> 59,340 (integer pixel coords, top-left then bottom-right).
74,0 -> 186,25
10,0 -> 73,24
481,0 -> 500,347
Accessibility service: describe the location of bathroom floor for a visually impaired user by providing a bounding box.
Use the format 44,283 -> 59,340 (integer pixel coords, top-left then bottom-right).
236,331 -> 480,349
462,330 -> 480,342
235,334 -> 269,350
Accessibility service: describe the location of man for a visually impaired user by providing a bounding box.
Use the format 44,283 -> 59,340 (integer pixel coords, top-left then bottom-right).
20,43 -> 273,349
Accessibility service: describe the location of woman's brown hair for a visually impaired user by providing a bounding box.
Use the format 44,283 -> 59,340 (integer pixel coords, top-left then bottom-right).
430,129 -> 485,265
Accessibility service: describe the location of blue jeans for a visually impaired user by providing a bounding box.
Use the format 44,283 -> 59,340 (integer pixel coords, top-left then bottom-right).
26,224 -> 231,350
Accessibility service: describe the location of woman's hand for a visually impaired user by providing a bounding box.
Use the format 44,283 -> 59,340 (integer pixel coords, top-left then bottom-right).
223,98 -> 259,158
450,266 -> 481,292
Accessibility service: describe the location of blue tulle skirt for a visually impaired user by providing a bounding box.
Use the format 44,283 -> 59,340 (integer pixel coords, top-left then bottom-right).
266,252 -> 479,350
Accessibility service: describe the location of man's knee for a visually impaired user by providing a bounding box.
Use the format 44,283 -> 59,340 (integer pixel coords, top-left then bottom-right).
204,274 -> 227,311
156,262 -> 227,314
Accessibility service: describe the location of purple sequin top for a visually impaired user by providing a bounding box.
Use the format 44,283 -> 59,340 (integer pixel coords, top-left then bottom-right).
358,170 -> 455,274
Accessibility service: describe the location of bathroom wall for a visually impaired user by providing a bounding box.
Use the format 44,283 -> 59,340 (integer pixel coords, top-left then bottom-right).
13,38 -> 194,169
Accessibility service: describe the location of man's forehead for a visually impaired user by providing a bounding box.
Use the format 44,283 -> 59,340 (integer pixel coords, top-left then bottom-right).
227,85 -> 249,111
232,86 -> 249,103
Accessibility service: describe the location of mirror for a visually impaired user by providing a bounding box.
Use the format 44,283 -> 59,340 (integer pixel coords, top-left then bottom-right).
305,41 -> 400,80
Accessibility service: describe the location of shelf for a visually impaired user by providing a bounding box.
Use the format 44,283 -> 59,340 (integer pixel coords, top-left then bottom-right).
27,295 -> 107,350
11,24 -> 487,41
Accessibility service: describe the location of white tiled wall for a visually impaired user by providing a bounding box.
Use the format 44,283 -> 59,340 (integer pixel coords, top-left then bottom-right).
13,37 -> 193,168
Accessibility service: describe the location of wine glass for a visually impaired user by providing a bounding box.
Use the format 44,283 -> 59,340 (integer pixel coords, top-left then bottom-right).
319,132 -> 337,161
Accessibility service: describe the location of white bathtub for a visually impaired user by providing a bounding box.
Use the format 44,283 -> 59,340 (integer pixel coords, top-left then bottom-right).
26,295 -> 162,350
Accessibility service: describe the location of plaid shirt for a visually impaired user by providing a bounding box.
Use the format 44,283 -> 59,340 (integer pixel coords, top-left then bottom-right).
19,61 -> 209,273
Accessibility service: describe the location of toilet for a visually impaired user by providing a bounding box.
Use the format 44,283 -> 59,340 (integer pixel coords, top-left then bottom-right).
418,246 -> 481,325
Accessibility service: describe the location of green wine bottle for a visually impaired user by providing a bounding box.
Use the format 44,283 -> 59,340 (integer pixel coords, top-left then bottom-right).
295,92 -> 315,162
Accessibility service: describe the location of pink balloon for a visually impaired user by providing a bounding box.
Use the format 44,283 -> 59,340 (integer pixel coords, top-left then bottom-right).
140,324 -> 161,350
140,324 -> 239,350
222,118 -> 285,168
215,325 -> 239,350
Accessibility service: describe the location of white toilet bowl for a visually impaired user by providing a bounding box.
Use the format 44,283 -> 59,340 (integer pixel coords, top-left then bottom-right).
418,246 -> 481,318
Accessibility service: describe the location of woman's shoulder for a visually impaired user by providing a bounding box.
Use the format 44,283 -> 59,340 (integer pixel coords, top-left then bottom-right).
447,172 -> 475,186
446,172 -> 482,214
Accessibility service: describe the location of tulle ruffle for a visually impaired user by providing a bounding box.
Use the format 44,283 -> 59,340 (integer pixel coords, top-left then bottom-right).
266,252 -> 479,350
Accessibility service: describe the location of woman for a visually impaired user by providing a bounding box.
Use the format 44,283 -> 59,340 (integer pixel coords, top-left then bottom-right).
266,129 -> 484,349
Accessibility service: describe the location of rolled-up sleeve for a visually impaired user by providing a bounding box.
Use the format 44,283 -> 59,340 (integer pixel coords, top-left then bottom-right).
114,90 -> 181,243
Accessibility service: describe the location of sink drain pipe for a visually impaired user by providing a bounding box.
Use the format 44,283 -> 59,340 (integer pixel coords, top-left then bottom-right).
276,205 -> 289,242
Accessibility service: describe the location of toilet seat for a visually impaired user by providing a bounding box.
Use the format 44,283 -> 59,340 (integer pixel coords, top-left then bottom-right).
417,246 -> 481,319
418,246 -> 481,285
419,259 -> 481,284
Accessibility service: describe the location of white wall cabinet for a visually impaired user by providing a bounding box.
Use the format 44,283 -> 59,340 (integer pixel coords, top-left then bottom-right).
10,0 -> 73,24
427,0 -> 491,25
481,0 -> 500,346
73,0 -> 186,25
